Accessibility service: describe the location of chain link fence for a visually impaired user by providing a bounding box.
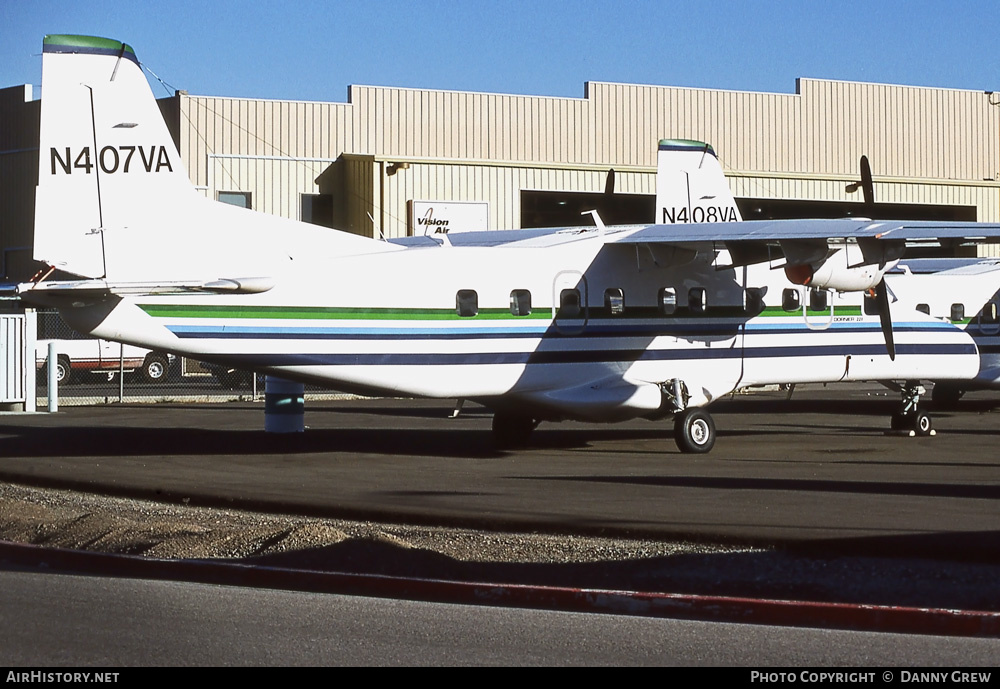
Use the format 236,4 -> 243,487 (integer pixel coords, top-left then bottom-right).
35,310 -> 263,406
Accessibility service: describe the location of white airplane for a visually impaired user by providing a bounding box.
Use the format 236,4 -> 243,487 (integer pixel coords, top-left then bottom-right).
887,258 -> 1000,405
18,34 -> 1000,453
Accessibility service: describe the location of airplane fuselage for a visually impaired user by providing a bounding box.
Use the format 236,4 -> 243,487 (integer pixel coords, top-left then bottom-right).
59,228 -> 983,423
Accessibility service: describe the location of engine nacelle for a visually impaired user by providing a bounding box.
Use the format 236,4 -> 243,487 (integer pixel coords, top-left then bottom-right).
785,259 -> 895,292
784,243 -> 899,292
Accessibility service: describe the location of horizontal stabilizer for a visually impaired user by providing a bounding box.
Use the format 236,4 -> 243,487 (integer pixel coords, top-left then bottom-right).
17,276 -> 274,306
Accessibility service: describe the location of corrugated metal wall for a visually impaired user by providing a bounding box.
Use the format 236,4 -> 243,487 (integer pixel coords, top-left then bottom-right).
171,78 -> 1000,240
374,160 -> 653,238
0,85 -> 40,280
2,75 -> 998,279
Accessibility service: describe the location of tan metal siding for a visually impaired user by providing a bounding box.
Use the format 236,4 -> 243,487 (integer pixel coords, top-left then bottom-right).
180,93 -> 356,189
372,160 -> 654,239
174,76 -> 1000,230
798,79 -> 1000,181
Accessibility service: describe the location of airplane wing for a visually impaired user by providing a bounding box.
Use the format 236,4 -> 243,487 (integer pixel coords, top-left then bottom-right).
392,218 -> 1000,251
609,218 -> 1000,245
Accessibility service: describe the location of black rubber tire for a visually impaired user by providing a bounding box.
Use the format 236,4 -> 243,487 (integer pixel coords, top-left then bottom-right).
674,408 -> 716,454
142,354 -> 169,383
49,355 -> 73,385
41,356 -> 73,386
913,410 -> 933,436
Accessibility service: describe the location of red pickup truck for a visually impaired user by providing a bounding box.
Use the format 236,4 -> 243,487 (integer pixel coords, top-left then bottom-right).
35,337 -> 171,385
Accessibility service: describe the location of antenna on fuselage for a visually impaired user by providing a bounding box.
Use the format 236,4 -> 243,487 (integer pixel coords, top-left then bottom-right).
581,209 -> 607,238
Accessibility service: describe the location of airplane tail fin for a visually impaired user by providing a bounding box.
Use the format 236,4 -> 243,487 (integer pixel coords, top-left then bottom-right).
33,35 -> 387,284
654,139 -> 742,224
34,35 -> 198,278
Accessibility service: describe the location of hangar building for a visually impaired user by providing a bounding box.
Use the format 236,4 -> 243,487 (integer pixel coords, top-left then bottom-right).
2,76 -> 999,282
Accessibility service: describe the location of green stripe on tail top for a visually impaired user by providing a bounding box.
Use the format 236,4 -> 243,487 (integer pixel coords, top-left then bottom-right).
43,34 -> 136,60
658,139 -> 716,157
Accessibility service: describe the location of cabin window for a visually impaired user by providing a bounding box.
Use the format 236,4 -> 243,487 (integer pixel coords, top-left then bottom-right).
981,302 -> 999,324
916,303 -> 931,315
745,287 -> 765,316
951,303 -> 965,321
659,287 -> 677,315
809,288 -> 828,312
782,288 -> 800,312
510,289 -> 532,316
688,287 -> 707,315
456,290 -> 479,317
559,289 -> 582,318
604,288 -> 625,316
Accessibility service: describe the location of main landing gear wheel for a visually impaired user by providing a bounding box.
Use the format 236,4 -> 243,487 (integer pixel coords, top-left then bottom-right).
673,408 -> 716,454
913,410 -> 933,436
891,411 -> 933,436
889,381 -> 935,437
491,413 -> 537,449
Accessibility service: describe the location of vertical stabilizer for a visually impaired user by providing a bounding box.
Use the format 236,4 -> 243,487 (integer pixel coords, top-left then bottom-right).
35,35 -> 195,278
655,139 -> 741,225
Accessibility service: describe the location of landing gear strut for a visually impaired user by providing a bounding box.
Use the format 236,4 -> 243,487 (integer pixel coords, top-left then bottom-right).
888,381 -> 935,437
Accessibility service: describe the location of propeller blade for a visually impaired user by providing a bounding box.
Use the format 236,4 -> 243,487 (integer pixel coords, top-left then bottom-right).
874,277 -> 895,361
860,155 -> 874,210
604,168 -> 615,196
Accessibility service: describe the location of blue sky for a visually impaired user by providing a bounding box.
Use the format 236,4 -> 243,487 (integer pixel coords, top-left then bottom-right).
2,0 -> 998,102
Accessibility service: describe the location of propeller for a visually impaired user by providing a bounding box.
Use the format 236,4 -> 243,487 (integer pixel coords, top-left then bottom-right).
874,278 -> 896,361
859,155 -> 874,210
858,154 -> 896,360
604,168 -> 615,196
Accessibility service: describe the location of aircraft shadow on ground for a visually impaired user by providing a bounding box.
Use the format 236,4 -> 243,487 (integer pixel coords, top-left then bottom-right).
530,474 -> 1000,501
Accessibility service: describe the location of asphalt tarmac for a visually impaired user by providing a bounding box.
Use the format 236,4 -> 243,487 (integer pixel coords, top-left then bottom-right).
3,384 -> 1000,546
2,382 -> 1000,626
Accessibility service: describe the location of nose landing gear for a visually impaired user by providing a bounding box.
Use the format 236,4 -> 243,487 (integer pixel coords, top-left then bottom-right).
888,381 -> 935,437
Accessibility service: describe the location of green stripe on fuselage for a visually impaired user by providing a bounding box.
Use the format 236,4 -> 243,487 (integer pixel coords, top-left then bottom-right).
139,303 -> 863,321
138,304 -> 551,320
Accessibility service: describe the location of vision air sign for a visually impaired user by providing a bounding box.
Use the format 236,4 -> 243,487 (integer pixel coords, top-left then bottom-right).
408,201 -> 489,235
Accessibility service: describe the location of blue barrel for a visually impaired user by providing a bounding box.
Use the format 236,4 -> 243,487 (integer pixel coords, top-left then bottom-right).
264,376 -> 304,433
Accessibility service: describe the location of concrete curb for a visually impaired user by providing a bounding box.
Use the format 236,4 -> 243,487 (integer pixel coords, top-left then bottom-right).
2,540 -> 998,637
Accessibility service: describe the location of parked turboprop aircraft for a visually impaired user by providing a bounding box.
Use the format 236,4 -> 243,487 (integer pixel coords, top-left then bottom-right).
17,35 -> 1000,453
887,258 -> 1000,405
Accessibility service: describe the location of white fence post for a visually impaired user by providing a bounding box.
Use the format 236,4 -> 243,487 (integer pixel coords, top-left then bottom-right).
47,341 -> 58,412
